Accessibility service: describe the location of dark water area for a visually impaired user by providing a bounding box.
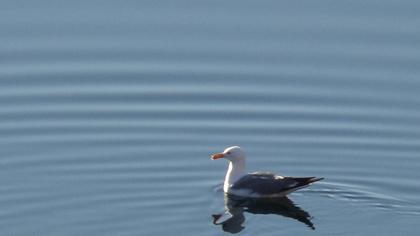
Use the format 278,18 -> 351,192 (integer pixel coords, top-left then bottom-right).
1,0 -> 420,235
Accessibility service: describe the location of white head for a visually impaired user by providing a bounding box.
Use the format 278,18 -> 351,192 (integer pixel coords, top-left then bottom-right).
211,146 -> 246,162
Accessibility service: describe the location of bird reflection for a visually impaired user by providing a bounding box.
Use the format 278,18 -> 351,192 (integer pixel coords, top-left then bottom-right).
212,194 -> 315,233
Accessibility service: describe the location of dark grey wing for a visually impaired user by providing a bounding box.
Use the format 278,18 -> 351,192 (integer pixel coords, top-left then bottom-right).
231,173 -> 322,195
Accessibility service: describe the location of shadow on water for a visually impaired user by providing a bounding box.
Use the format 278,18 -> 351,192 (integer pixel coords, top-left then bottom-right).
212,194 -> 315,234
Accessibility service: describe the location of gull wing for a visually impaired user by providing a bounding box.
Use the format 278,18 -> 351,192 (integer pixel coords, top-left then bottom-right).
231,172 -> 323,195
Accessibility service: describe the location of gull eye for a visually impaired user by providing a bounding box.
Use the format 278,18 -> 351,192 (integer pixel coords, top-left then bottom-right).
227,152 -> 231,155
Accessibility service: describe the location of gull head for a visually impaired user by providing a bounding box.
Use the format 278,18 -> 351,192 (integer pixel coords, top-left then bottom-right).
211,146 -> 245,162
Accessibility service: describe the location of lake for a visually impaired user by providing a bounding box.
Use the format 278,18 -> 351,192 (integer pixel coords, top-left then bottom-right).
1,0 -> 420,235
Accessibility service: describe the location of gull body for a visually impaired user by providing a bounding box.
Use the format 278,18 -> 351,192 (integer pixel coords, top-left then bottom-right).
211,146 -> 323,198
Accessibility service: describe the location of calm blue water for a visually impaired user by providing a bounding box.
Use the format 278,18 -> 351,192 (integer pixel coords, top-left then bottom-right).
1,0 -> 420,235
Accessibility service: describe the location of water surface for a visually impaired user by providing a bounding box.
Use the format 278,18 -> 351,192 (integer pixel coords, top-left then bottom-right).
1,0 -> 420,235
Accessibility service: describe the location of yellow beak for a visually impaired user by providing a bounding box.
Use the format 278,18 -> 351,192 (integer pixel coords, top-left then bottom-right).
211,153 -> 225,160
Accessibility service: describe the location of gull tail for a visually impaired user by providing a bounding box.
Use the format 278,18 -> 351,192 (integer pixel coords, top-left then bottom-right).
307,177 -> 324,184
290,176 -> 324,190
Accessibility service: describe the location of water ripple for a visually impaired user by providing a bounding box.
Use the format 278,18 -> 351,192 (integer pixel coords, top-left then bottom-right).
1,0 -> 420,235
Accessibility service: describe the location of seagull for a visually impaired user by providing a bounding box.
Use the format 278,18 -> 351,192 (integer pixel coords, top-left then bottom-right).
211,146 -> 324,198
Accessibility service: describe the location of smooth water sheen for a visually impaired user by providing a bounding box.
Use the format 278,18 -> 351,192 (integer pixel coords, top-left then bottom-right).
1,0 -> 420,235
